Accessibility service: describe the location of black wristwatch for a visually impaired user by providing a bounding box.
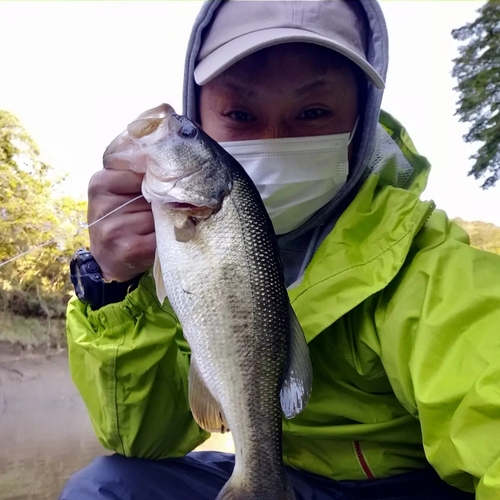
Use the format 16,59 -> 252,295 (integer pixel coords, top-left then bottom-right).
70,248 -> 143,310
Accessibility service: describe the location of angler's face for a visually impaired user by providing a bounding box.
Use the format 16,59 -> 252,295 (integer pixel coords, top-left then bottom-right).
199,43 -> 362,152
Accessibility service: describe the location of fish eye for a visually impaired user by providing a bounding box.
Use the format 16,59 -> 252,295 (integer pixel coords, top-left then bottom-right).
179,124 -> 198,139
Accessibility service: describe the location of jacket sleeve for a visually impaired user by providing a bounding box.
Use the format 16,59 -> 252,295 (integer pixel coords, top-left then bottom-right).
376,210 -> 500,499
66,271 -> 209,459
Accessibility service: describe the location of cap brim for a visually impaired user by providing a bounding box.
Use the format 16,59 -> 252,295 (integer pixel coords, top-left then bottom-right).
194,27 -> 385,90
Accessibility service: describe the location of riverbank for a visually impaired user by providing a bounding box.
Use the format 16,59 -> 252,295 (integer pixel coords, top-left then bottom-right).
0,343 -> 234,500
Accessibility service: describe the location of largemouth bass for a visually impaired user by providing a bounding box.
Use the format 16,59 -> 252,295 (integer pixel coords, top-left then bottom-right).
103,103 -> 313,500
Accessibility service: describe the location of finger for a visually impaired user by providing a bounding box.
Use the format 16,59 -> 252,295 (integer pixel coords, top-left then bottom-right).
89,210 -> 154,244
130,232 -> 157,266
135,213 -> 155,236
87,190 -> 152,224
109,210 -> 155,236
105,232 -> 156,266
91,232 -> 156,281
89,169 -> 145,197
88,199 -> 150,225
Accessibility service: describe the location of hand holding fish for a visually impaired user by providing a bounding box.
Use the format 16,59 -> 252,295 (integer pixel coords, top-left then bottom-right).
87,167 -> 156,282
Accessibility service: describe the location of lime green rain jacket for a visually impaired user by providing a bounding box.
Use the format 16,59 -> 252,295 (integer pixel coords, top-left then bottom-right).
66,110 -> 500,499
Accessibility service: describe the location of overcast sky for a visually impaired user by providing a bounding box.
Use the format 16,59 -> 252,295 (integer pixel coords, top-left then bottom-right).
1,0 -> 498,225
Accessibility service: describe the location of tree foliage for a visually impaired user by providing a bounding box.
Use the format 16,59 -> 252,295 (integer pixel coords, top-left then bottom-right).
454,218 -> 500,255
0,110 -> 89,317
451,1 -> 500,189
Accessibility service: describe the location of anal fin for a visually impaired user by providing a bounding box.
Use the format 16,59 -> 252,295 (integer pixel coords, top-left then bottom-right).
189,356 -> 229,433
153,251 -> 168,304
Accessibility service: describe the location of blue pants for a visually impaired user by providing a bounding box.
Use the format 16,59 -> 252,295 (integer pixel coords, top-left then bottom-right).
59,451 -> 474,500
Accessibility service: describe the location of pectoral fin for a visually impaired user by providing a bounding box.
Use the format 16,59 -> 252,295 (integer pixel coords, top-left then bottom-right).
174,217 -> 197,242
153,251 -> 168,304
189,356 -> 229,433
280,304 -> 313,419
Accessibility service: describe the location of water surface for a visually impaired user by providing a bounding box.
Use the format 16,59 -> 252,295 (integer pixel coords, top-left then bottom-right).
0,345 -> 233,500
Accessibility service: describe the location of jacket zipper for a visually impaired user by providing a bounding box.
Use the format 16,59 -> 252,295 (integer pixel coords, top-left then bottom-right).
416,200 -> 436,234
353,441 -> 375,479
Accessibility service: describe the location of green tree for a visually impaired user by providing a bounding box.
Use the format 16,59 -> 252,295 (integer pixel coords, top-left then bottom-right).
454,218 -> 500,255
451,1 -> 500,189
0,109 -> 89,315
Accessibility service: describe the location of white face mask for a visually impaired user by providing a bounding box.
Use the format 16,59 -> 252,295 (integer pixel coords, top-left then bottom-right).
219,119 -> 358,235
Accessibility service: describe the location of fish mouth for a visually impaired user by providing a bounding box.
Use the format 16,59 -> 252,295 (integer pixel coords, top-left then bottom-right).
144,163 -> 223,215
166,202 -> 199,209
164,202 -> 215,218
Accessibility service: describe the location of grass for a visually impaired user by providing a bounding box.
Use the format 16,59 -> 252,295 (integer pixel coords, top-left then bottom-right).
0,286 -> 68,349
0,310 -> 66,349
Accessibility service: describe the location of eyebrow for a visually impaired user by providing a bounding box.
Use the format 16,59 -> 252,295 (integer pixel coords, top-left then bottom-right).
216,78 -> 335,99
294,79 -> 336,97
216,81 -> 259,99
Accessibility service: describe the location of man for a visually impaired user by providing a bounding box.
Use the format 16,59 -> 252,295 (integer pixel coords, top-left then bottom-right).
61,1 -> 500,499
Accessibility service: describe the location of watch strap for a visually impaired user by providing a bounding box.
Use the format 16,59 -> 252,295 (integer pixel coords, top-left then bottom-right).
70,248 -> 144,310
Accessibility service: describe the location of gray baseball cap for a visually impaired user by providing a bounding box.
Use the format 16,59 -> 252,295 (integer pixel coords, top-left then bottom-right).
194,0 -> 385,89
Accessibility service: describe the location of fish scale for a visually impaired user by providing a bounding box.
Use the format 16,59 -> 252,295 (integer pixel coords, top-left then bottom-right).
153,167 -> 290,491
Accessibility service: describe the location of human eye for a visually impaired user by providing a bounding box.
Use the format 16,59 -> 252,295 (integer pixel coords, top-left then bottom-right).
224,110 -> 256,122
297,108 -> 331,120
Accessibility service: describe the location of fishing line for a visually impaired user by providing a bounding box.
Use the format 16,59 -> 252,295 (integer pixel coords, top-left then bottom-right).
0,194 -> 145,268
87,194 -> 145,229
